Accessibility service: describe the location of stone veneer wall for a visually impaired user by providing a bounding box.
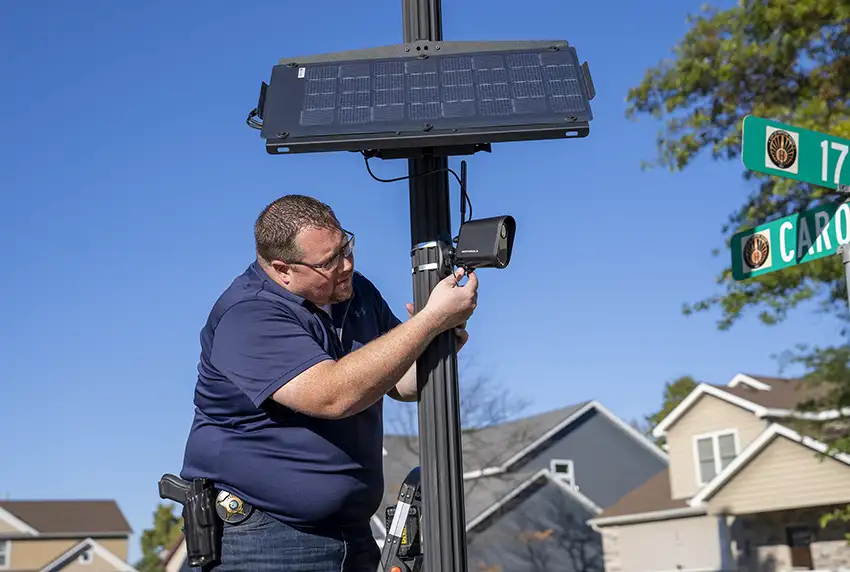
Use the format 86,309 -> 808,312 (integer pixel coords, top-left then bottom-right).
812,539 -> 850,570
733,506 -> 850,572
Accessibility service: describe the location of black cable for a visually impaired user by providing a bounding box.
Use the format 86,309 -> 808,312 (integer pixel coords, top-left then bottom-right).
362,152 -> 462,188
460,161 -> 471,224
362,152 -> 473,231
246,108 -> 262,130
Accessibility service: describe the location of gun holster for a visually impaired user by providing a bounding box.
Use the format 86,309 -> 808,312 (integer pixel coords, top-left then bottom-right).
159,474 -> 221,568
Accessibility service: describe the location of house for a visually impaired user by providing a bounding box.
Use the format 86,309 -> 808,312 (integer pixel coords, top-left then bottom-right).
0,499 -> 136,571
588,373 -> 850,572
163,399 -> 669,572
378,400 -> 669,571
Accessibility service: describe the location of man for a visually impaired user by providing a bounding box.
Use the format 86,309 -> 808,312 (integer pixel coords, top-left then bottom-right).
180,194 -> 478,571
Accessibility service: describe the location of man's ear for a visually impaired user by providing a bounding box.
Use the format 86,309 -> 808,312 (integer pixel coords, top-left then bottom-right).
270,260 -> 292,285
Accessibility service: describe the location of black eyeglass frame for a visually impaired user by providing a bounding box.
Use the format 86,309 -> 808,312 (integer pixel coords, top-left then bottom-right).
284,229 -> 355,271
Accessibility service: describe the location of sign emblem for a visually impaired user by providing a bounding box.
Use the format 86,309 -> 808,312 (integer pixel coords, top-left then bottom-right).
743,234 -> 771,270
766,129 -> 798,170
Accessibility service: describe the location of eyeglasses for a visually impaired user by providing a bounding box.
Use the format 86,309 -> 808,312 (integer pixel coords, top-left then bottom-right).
286,229 -> 355,271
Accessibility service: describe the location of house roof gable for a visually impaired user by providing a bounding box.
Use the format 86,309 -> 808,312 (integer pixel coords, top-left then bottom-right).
651,373 -> 831,438
465,468 -> 602,532
688,423 -> 850,506
40,537 -> 137,572
652,382 -> 768,438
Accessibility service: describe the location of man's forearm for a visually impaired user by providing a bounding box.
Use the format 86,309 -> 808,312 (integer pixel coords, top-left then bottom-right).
389,363 -> 418,402
330,310 -> 439,415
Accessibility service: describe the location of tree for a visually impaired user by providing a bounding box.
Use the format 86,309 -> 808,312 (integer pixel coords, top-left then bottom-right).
626,0 -> 849,541
136,503 -> 183,572
642,375 -> 698,446
778,343 -> 850,540
625,0 -> 849,330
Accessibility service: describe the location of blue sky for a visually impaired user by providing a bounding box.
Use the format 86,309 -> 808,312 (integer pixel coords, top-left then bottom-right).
1,0 -> 843,564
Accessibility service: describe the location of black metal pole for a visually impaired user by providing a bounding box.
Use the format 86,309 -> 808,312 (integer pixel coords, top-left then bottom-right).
403,0 -> 469,571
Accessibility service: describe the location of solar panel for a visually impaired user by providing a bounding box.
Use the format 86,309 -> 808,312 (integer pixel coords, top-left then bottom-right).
258,41 -> 595,154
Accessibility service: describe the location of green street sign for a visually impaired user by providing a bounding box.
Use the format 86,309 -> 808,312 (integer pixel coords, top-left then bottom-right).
731,201 -> 850,280
742,115 -> 850,190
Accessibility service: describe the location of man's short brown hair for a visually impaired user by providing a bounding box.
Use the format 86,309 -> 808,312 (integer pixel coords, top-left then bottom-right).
254,195 -> 341,263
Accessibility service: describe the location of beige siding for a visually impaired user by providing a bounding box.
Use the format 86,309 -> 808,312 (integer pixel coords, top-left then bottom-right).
5,537 -> 128,571
600,515 -> 727,572
97,538 -> 128,561
58,547 -> 127,572
667,394 -> 767,499
0,517 -> 21,535
8,538 -> 77,569
707,436 -> 850,515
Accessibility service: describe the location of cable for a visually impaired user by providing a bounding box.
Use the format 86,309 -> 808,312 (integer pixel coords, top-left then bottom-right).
361,151 -> 473,233
246,108 -> 262,130
362,152 -> 462,187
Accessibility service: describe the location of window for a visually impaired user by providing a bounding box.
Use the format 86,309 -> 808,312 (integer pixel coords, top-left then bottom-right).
0,541 -> 9,569
695,430 -> 738,484
550,459 -> 575,487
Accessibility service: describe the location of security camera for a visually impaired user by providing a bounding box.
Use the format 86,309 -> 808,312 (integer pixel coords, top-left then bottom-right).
453,216 -> 516,270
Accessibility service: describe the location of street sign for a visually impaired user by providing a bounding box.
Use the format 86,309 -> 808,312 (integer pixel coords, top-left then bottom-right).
742,115 -> 850,190
731,200 -> 850,280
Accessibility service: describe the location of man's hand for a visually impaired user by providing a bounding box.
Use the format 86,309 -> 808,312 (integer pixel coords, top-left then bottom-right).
406,303 -> 469,351
420,267 -> 478,334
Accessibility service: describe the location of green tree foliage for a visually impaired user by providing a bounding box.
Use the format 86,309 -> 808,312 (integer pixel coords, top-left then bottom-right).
627,0 -> 849,538
779,343 -> 850,540
644,376 -> 699,446
625,0 -> 849,330
136,503 -> 183,572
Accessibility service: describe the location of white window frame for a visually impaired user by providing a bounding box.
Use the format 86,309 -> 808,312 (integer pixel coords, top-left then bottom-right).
693,429 -> 740,486
550,459 -> 575,487
78,546 -> 93,564
0,540 -> 10,570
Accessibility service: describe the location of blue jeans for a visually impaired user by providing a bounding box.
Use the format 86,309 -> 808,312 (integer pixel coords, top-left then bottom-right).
203,509 -> 381,571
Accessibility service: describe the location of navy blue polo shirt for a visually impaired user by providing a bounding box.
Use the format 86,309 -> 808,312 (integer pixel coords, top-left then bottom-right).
180,261 -> 401,530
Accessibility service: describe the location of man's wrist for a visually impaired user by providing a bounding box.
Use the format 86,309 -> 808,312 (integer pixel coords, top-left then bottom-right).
413,305 -> 445,335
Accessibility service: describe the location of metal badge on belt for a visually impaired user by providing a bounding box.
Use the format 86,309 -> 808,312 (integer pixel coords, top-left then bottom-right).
215,490 -> 253,524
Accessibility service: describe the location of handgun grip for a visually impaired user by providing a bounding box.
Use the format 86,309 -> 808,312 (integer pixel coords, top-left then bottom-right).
159,473 -> 191,504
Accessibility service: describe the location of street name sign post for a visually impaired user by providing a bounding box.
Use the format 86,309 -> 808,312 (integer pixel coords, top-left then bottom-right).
741,115 -> 850,190
734,115 -> 850,313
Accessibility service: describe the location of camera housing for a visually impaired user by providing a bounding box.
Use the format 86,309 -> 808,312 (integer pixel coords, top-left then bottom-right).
454,216 -> 516,270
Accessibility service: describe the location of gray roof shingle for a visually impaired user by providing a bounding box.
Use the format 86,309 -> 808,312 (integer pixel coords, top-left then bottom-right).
379,402 -> 589,526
